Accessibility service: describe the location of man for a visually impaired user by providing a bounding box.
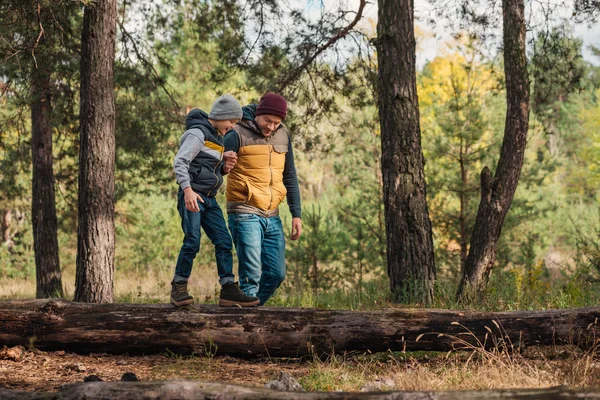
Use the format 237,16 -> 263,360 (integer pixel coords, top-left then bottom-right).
224,93 -> 302,305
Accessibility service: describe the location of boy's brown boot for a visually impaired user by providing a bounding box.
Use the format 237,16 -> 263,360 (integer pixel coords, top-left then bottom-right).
170,280 -> 194,307
219,282 -> 259,307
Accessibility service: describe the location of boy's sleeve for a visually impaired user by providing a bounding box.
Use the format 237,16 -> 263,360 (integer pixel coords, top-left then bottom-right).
174,130 -> 204,190
283,136 -> 302,219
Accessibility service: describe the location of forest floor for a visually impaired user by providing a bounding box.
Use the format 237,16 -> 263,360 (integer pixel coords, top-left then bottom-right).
3,272 -> 600,394
2,344 -> 600,393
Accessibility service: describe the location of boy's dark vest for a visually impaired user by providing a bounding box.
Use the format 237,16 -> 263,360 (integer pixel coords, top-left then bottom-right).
185,110 -> 225,196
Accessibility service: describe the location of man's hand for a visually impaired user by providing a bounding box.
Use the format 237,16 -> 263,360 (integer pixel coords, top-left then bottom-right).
184,187 -> 203,212
291,217 -> 302,240
222,151 -> 238,174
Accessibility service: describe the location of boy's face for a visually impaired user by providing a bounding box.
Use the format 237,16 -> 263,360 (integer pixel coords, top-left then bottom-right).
255,114 -> 283,137
212,119 -> 239,135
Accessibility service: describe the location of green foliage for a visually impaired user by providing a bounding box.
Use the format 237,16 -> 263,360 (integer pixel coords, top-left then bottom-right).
287,203 -> 343,295
268,265 -> 600,311
300,364 -> 367,392
572,206 -> 600,275
282,93 -> 385,298
0,218 -> 34,280
0,104 -> 30,204
531,26 -> 587,115
272,279 -> 390,310
419,38 -> 503,273
419,33 -> 596,290
113,67 -> 180,199
151,0 -> 247,107
115,192 -> 218,274
0,0 -> 81,210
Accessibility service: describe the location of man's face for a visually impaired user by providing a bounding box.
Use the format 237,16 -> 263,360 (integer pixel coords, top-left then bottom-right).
255,114 -> 283,137
213,119 -> 239,135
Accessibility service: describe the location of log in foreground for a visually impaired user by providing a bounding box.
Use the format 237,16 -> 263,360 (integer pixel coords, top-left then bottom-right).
0,300 -> 599,357
1,382 -> 600,400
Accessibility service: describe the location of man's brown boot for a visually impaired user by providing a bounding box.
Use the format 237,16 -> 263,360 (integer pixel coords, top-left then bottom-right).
219,282 -> 259,307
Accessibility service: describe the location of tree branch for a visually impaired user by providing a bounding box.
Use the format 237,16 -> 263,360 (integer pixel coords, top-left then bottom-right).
275,0 -> 367,93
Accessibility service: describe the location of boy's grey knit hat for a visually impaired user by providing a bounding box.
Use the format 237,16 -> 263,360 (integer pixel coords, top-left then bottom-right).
208,94 -> 243,121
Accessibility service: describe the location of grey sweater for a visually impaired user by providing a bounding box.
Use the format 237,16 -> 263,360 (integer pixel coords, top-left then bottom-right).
173,109 -> 226,196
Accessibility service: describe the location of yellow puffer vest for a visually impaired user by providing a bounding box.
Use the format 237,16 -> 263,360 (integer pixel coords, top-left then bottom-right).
226,121 -> 289,212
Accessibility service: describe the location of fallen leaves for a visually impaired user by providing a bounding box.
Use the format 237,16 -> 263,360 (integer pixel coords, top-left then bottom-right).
0,345 -> 25,362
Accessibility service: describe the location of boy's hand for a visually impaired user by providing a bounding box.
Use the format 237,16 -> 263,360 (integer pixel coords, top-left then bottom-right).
184,187 -> 203,212
291,217 -> 302,240
223,151 -> 238,173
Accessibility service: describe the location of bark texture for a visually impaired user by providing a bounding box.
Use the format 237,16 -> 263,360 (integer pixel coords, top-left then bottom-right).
376,0 -> 436,303
1,382 -> 600,400
0,300 -> 598,357
75,0 -> 117,303
456,0 -> 530,301
30,63 -> 63,299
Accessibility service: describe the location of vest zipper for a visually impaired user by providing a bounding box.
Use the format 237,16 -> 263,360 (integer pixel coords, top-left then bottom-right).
207,147 -> 223,197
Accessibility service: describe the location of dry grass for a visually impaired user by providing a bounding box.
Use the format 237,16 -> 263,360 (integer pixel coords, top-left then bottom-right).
298,346 -> 600,392
0,276 -> 36,300
112,265 -> 221,304
389,354 -> 556,390
298,322 -> 600,392
0,264 -> 220,303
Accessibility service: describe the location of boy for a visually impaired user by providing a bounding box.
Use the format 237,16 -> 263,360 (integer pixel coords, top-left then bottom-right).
171,94 -> 259,307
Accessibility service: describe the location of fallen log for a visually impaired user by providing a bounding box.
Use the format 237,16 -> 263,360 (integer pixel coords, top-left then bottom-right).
0,300 -> 599,357
1,382 -> 600,400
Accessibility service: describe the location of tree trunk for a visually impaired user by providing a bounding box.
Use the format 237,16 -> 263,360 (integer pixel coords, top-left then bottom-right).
2,382 -> 600,400
1,300 -> 598,357
30,64 -> 63,299
456,0 -> 530,301
376,0 -> 436,304
311,253 -> 318,297
459,140 -> 468,270
1,209 -> 12,247
75,0 -> 117,303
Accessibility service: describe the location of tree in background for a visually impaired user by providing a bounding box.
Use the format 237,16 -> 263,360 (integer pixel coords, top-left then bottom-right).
287,204 -> 342,297
376,0 -> 436,304
75,0 -> 118,303
0,100 -> 30,274
0,0 -> 82,297
30,42 -> 63,298
221,0 -> 369,154
456,0 -> 530,301
333,92 -> 386,296
531,27 -> 587,157
419,38 -> 501,273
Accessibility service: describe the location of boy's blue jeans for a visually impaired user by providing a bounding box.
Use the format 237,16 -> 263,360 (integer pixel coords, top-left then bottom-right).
228,213 -> 286,305
174,189 -> 234,286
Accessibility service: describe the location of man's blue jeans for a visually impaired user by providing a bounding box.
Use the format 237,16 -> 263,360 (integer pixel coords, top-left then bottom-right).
174,189 -> 234,286
228,213 -> 286,305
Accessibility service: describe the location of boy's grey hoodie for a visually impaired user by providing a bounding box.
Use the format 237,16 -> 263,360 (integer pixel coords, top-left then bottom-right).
173,109 -> 226,197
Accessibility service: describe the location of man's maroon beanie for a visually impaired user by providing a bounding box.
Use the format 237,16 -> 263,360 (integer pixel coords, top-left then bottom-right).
256,93 -> 287,120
